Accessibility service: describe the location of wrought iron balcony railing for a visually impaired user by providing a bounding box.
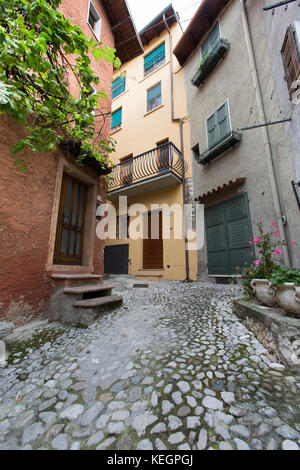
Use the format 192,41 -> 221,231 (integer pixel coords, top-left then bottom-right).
108,142 -> 185,193
199,131 -> 241,165
192,39 -> 230,88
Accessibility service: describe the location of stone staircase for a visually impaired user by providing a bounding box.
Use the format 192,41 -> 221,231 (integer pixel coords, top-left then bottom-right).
50,274 -> 123,326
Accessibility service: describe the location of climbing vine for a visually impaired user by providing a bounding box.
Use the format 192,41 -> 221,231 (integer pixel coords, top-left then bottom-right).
0,0 -> 121,172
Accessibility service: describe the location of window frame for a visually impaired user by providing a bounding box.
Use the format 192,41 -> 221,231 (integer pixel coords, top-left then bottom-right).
144,43 -> 166,77
87,0 -> 101,41
281,24 -> 300,98
200,22 -> 221,60
205,99 -> 232,150
146,82 -> 162,113
112,76 -> 126,100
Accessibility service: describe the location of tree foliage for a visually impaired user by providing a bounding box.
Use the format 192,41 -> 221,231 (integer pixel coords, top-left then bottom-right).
0,0 -> 121,172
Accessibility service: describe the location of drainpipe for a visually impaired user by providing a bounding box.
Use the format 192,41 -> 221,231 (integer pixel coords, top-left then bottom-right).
240,0 -> 291,267
163,14 -> 190,280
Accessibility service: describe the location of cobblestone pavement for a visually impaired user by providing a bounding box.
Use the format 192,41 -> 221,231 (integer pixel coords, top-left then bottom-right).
1,280 -> 300,450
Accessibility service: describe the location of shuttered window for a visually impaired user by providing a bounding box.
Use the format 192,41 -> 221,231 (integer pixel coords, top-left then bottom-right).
147,83 -> 162,112
281,25 -> 300,98
201,23 -> 221,58
205,194 -> 252,275
111,108 -> 122,130
144,43 -> 165,76
112,76 -> 126,99
206,101 -> 231,149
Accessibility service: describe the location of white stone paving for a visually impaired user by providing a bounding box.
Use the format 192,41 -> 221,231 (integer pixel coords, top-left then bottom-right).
0,280 -> 299,450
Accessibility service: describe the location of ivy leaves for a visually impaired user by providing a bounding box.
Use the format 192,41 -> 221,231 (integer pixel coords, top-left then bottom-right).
0,0 -> 120,171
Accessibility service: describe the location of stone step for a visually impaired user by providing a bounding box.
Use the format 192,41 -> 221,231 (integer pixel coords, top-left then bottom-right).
135,274 -> 163,281
51,273 -> 102,287
73,295 -> 123,309
63,284 -> 115,296
0,322 -> 14,339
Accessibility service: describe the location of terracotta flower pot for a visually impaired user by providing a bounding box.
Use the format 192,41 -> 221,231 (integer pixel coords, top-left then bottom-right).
251,279 -> 277,307
276,283 -> 300,317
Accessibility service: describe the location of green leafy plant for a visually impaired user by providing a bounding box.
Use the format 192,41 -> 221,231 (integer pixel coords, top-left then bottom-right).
241,220 -> 293,298
269,266 -> 300,287
0,0 -> 121,172
196,53 -> 210,71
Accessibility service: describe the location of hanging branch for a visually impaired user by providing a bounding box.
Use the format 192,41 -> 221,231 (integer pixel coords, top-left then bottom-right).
0,0 -> 121,172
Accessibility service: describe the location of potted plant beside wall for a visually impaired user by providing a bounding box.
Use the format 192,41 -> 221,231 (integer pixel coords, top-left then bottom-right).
269,266 -> 300,317
248,221 -> 286,307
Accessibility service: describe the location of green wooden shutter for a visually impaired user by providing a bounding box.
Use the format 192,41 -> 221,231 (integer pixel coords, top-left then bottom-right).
224,195 -> 253,274
205,204 -> 229,275
201,23 -> 220,57
217,102 -> 230,141
205,194 -> 253,275
207,112 -> 219,149
112,77 -> 126,99
111,108 -> 122,129
144,43 -> 165,72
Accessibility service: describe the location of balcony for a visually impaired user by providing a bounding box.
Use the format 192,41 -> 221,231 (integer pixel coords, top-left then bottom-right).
107,142 -> 185,200
192,39 -> 230,88
199,131 -> 241,165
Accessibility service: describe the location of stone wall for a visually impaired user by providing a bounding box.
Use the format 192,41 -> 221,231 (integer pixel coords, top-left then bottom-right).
233,299 -> 300,372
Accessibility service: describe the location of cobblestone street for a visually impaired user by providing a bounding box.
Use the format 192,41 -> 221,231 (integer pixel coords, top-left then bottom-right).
0,279 -> 300,450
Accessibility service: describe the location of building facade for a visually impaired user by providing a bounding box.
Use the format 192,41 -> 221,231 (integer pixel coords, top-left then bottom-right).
0,0 -> 142,323
174,0 -> 300,281
105,5 -> 197,281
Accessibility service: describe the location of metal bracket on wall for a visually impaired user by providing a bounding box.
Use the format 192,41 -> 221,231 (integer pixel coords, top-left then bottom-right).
292,181 -> 300,211
263,0 -> 300,11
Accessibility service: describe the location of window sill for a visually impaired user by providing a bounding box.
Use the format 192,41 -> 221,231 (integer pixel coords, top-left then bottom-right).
199,131 -> 241,165
144,104 -> 164,117
139,61 -> 170,84
110,125 -> 123,135
112,89 -> 128,102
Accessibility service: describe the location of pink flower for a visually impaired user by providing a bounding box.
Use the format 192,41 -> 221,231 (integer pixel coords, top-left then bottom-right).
272,222 -> 277,227
274,231 -> 279,237
292,240 -> 296,245
254,260 -> 261,266
249,241 -> 252,246
254,237 -> 259,245
259,220 -> 262,225
274,249 -> 281,255
261,237 -> 265,242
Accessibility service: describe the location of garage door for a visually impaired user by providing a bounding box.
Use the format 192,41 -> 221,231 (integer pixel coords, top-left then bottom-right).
205,194 -> 253,275
104,244 -> 129,274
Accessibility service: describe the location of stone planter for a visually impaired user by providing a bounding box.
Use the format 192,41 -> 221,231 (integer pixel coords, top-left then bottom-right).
251,279 -> 277,307
276,283 -> 300,317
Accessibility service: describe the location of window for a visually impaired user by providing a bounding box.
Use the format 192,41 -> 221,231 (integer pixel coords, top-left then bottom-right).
111,108 -> 122,130
112,76 -> 126,100
206,101 -> 231,149
87,1 -> 101,41
192,144 -> 200,160
201,23 -> 220,58
144,43 -> 165,76
147,83 -> 162,112
281,25 -> 300,98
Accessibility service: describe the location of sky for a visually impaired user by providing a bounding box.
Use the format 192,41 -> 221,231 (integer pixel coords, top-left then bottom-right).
126,0 -> 202,32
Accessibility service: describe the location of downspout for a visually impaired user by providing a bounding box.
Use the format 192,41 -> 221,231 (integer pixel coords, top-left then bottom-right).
163,14 -> 190,280
240,0 -> 291,267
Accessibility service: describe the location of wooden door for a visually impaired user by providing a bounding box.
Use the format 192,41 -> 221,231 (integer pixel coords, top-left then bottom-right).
205,194 -> 253,275
54,173 -> 88,265
143,212 -> 163,269
104,244 -> 129,274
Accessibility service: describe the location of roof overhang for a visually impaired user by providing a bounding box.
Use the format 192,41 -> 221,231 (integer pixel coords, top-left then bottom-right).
102,0 -> 144,64
195,178 -> 246,204
139,4 -> 178,46
174,0 -> 232,66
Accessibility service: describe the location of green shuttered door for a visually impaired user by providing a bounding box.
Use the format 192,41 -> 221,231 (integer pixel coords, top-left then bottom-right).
205,194 -> 253,275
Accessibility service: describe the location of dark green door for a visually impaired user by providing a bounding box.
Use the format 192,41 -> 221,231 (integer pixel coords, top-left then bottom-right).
205,194 -> 253,275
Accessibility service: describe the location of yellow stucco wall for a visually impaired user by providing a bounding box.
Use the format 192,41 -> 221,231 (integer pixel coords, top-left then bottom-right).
106,23 -> 197,281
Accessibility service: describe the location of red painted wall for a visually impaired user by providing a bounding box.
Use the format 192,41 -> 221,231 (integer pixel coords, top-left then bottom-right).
0,0 -> 114,324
